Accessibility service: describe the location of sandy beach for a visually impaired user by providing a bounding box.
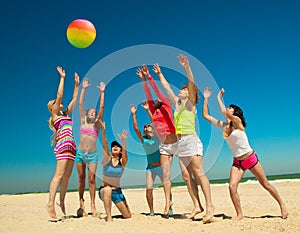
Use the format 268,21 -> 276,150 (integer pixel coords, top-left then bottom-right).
0,180 -> 299,233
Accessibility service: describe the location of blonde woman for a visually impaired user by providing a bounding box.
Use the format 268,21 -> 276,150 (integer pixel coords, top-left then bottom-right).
46,66 -> 79,219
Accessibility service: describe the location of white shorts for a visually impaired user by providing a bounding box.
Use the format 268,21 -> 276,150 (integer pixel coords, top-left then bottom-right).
176,134 -> 203,157
159,141 -> 178,156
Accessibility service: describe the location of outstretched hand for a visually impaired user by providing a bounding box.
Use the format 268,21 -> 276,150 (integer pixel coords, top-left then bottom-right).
136,67 -> 145,80
203,87 -> 212,99
97,82 -> 106,92
56,66 -> 66,78
118,130 -> 129,141
74,72 -> 80,85
141,100 -> 149,110
130,104 -> 137,114
142,64 -> 150,77
217,88 -> 225,99
152,63 -> 161,75
82,78 -> 90,89
178,54 -> 189,68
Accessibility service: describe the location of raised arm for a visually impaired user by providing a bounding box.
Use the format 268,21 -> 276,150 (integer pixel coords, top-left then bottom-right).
202,87 -> 225,128
118,130 -> 129,167
130,105 -> 143,143
100,121 -> 110,165
65,72 -> 80,115
79,78 -> 90,123
95,82 -> 105,129
51,66 -> 66,116
151,64 -> 177,104
141,100 -> 153,123
217,88 -> 226,117
178,54 -> 198,105
137,66 -> 155,113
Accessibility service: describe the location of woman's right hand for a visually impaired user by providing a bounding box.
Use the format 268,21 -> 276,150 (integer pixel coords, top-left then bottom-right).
82,78 -> 90,89
130,104 -> 137,114
203,87 -> 212,99
56,66 -> 66,78
217,88 -> 225,99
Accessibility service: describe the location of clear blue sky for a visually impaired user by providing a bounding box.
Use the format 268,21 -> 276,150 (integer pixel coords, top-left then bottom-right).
0,0 -> 299,194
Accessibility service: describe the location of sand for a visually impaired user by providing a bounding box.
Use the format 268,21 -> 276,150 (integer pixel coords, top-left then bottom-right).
0,181 -> 299,233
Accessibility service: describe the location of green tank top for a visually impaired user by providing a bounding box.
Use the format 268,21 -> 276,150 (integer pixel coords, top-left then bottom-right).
174,106 -> 196,134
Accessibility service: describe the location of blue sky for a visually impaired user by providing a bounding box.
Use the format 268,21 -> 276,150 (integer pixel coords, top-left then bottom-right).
0,0 -> 299,194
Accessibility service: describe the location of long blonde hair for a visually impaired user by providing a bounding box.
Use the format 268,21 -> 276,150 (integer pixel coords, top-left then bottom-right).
47,100 -> 57,145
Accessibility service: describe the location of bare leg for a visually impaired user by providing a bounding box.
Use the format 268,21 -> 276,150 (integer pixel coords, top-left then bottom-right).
160,154 -> 173,215
115,200 -> 132,219
250,162 -> 288,219
76,162 -> 86,213
229,165 -> 245,221
58,160 -> 74,215
101,186 -> 113,221
88,163 -> 98,216
179,157 -> 204,219
191,156 -> 214,223
46,160 -> 68,219
146,171 -> 155,214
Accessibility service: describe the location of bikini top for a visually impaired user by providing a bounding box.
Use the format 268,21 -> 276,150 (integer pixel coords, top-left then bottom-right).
103,158 -> 124,178
80,126 -> 99,137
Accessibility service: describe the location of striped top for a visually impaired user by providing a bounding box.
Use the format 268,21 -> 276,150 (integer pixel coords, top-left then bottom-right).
53,116 -> 76,158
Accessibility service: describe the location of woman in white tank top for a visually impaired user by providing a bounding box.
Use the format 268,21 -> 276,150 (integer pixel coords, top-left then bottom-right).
202,87 -> 288,221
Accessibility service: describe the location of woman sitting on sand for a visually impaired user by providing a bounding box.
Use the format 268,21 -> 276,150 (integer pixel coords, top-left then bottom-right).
98,120 -> 131,222
202,87 -> 288,221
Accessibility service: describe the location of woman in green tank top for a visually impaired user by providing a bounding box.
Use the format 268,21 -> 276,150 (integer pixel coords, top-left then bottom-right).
153,54 -> 214,223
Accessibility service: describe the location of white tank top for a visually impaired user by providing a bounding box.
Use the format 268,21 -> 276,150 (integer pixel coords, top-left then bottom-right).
224,129 -> 252,158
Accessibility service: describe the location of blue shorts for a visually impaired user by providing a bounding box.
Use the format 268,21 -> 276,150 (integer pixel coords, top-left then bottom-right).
98,186 -> 126,204
146,165 -> 163,177
75,149 -> 98,164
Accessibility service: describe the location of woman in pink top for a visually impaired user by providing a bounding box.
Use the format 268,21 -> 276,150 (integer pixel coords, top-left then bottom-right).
202,87 -> 288,221
137,65 -> 176,217
75,78 -> 105,217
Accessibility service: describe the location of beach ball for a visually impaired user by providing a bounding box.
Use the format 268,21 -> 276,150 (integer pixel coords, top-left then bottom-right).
66,19 -> 96,48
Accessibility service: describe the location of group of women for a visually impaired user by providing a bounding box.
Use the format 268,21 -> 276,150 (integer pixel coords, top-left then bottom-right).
46,55 -> 288,222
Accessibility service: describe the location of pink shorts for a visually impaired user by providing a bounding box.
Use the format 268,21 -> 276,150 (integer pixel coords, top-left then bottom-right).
233,152 -> 259,170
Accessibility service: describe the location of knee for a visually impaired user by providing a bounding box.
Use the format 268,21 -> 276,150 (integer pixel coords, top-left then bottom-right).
181,172 -> 190,183
88,177 -> 96,185
229,183 -> 238,192
259,180 -> 272,190
146,189 -> 153,195
124,212 -> 132,219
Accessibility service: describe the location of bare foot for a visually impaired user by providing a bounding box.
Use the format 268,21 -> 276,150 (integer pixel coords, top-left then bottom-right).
203,216 -> 214,224
281,211 -> 289,219
187,207 -> 204,219
46,204 -> 57,219
105,216 -> 113,222
92,211 -> 101,218
56,202 -> 66,215
202,205 -> 215,224
281,205 -> 289,219
233,215 -> 244,222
